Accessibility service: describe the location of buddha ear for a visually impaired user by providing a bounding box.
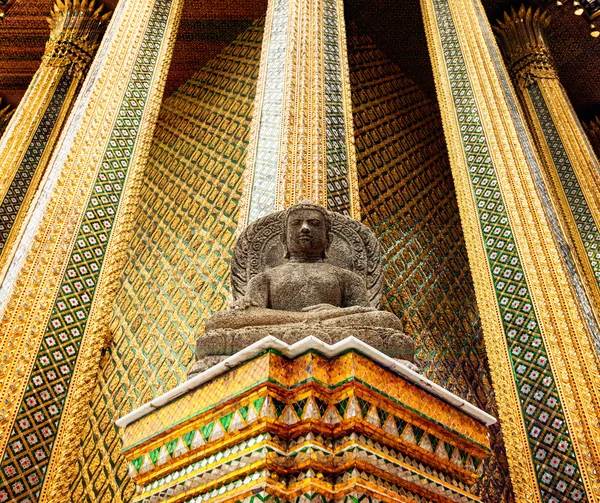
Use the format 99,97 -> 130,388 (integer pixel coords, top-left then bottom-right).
323,231 -> 332,258
281,225 -> 290,259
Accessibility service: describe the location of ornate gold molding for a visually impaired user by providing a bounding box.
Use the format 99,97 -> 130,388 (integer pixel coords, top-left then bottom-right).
0,0 -> 181,501
493,5 -> 557,89
44,0 -> 111,73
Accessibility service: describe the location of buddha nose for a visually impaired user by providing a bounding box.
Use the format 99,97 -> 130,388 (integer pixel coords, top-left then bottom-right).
300,221 -> 311,233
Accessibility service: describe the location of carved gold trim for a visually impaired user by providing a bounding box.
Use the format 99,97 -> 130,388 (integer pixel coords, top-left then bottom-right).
458,2 -> 600,500
44,0 -> 111,73
493,6 -> 557,89
420,2 -> 541,499
494,5 -> 600,331
237,0 -> 280,230
0,0 -> 110,285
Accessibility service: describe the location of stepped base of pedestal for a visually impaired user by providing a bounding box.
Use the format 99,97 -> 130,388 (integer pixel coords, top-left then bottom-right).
117,336 -> 494,503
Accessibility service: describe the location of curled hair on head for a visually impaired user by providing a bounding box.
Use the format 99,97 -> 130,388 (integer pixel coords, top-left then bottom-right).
281,202 -> 332,259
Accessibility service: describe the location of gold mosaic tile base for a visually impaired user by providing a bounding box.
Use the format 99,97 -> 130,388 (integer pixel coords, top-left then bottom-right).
119,350 -> 491,503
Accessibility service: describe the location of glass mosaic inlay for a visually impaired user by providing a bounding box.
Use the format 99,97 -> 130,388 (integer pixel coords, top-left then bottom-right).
323,0 -> 351,215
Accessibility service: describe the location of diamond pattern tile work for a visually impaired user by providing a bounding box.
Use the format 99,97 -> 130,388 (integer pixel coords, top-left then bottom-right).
0,71 -> 73,255
69,21 -> 263,503
0,2 -> 176,503
528,83 -> 600,284
347,25 -> 512,502
323,0 -> 351,215
429,0 -> 585,501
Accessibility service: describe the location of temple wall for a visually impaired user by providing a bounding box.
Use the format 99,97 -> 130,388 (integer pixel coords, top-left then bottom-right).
348,25 -> 513,501
70,19 -> 512,502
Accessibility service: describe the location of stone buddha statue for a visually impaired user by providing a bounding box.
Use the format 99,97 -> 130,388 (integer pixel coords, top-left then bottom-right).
207,203 -> 401,331
189,202 -> 414,376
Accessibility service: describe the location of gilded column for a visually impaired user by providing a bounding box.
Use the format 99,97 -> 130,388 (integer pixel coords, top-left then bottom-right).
0,0 -> 183,501
422,0 -> 600,500
0,98 -> 14,138
494,6 -> 600,321
584,116 -> 600,160
0,0 -> 111,284
238,0 -> 359,225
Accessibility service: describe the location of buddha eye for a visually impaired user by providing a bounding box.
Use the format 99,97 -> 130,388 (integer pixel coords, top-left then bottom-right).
309,220 -> 321,226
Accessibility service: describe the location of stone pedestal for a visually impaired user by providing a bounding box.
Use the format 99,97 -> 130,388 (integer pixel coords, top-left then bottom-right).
117,336 -> 495,503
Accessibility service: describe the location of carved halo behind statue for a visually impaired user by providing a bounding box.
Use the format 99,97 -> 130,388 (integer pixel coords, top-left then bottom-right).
189,202 -> 414,377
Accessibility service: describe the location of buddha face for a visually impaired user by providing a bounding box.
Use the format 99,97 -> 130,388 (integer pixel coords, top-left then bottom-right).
285,208 -> 331,260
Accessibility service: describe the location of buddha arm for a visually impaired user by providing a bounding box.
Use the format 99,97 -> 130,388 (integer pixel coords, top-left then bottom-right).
342,271 -> 372,308
243,272 -> 270,308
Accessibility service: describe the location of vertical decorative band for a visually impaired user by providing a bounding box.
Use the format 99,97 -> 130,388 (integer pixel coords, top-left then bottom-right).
239,0 -> 359,227
0,0 -> 182,501
421,0 -> 600,500
323,0 -> 351,215
0,0 -> 111,285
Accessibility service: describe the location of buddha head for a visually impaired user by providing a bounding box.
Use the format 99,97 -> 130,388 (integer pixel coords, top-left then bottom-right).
282,203 -> 332,261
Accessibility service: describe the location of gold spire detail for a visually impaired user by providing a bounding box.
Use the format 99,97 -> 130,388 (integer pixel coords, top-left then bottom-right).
493,5 -> 558,88
44,0 -> 112,72
584,116 -> 600,159
0,98 -> 14,138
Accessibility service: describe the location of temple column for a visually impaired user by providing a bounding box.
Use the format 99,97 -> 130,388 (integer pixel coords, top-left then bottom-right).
0,0 -> 111,284
421,0 -> 600,500
0,0 -> 183,501
494,6 -> 600,319
238,0 -> 359,225
584,116 -> 600,160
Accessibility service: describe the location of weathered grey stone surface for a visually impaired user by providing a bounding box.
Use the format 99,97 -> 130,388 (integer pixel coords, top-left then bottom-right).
190,203 -> 416,378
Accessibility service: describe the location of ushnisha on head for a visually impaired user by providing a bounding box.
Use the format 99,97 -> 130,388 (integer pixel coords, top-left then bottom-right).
282,202 -> 332,262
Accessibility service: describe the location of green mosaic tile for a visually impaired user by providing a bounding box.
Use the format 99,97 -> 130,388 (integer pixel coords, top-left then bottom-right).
0,3 -> 175,503
252,397 -> 265,415
394,416 -> 407,435
219,412 -> 233,432
335,397 -> 349,419
430,0 -> 584,501
0,72 -> 73,255
357,397 -> 370,418
201,422 -> 215,441
292,399 -> 307,419
183,431 -> 195,449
